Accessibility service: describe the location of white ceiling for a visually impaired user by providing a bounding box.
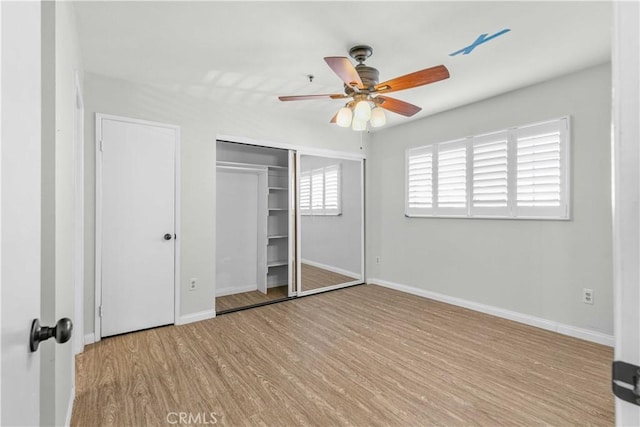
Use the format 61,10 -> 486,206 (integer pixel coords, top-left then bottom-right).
74,1 -> 611,130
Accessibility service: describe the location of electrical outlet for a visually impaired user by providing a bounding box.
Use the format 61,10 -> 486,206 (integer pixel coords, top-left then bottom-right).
189,278 -> 197,291
582,288 -> 594,304
376,256 -> 380,264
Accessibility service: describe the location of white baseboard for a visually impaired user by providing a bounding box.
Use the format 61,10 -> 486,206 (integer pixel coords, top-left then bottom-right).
301,259 -> 360,280
84,333 -> 95,346
176,309 -> 216,325
65,385 -> 75,427
368,278 -> 614,347
216,284 -> 257,297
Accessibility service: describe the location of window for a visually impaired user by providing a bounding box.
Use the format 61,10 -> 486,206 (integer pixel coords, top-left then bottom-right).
514,121 -> 566,218
437,140 -> 467,214
300,164 -> 341,215
472,131 -> 509,216
405,117 -> 570,219
406,147 -> 433,210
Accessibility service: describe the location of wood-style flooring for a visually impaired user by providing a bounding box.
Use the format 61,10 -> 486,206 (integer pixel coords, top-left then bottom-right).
216,285 -> 288,312
216,264 -> 359,312
72,285 -> 613,426
300,263 -> 358,291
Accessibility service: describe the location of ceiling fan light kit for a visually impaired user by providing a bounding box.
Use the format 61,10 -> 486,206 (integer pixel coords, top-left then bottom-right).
278,44 -> 450,131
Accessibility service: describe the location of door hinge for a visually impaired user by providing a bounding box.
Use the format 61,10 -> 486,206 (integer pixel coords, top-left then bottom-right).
98,306 -> 102,317
612,360 -> 640,406
99,140 -> 104,152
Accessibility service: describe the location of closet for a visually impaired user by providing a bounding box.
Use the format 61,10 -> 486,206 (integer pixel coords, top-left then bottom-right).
216,141 -> 294,312
215,139 -> 365,314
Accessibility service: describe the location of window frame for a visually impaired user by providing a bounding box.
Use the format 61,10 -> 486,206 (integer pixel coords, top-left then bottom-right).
405,117 -> 571,220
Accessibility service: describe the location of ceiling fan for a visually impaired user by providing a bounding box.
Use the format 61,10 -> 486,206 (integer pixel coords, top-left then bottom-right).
278,45 -> 450,130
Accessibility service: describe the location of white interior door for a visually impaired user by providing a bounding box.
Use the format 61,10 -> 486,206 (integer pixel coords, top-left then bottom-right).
215,166 -> 267,298
1,1 -> 42,424
612,1 -> 640,424
98,115 -> 178,338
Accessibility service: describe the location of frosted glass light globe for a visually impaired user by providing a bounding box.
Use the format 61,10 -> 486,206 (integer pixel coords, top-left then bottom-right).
370,107 -> 386,128
353,100 -> 371,121
336,107 -> 353,128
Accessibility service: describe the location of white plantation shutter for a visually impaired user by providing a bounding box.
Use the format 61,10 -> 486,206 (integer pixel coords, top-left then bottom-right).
405,117 -> 570,219
301,164 -> 342,215
311,169 -> 324,210
472,131 -> 509,216
300,172 -> 311,212
437,140 -> 467,214
324,165 -> 340,214
406,146 -> 433,215
515,119 -> 568,218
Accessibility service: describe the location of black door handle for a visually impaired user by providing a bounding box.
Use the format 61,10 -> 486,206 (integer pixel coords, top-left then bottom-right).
30,318 -> 73,352
164,233 -> 172,240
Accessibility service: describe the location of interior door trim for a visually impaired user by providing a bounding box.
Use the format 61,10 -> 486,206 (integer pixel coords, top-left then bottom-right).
94,113 -> 181,342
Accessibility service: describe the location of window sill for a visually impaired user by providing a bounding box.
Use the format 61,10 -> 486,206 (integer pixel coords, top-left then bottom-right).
404,213 -> 571,221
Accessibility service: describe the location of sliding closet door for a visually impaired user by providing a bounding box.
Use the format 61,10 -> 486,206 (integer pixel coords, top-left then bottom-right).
297,154 -> 365,295
288,150 -> 297,296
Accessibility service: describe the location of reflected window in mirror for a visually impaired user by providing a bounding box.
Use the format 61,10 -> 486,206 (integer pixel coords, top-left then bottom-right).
300,164 -> 341,216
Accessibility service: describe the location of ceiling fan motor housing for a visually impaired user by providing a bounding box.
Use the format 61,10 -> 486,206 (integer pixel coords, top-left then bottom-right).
355,64 -> 379,89
348,45 -> 379,91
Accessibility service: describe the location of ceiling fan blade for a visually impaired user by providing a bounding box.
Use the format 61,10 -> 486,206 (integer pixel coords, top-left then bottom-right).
374,65 -> 449,94
375,96 -> 422,117
330,112 -> 338,123
279,94 -> 344,101
324,57 -> 364,89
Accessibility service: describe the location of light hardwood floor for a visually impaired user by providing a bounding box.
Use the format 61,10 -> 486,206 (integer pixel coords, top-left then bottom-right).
216,264 -> 358,312
216,285 -> 289,312
72,285 -> 613,426
301,263 -> 359,291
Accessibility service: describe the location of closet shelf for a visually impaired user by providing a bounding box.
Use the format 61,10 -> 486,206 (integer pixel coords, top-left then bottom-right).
268,208 -> 287,211
216,160 -> 268,170
268,187 -> 288,191
267,260 -> 288,268
268,235 -> 288,239
216,160 -> 287,170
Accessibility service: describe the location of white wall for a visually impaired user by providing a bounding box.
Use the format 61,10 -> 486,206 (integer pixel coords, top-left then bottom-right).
216,169 -> 261,296
83,72 -> 361,333
301,156 -> 362,277
367,63 -> 613,337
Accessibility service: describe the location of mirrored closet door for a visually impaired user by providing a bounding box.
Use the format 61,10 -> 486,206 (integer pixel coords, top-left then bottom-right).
297,154 -> 364,295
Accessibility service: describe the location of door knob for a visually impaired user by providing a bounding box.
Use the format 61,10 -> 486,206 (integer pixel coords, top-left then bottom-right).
29,318 -> 73,352
163,233 -> 173,240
